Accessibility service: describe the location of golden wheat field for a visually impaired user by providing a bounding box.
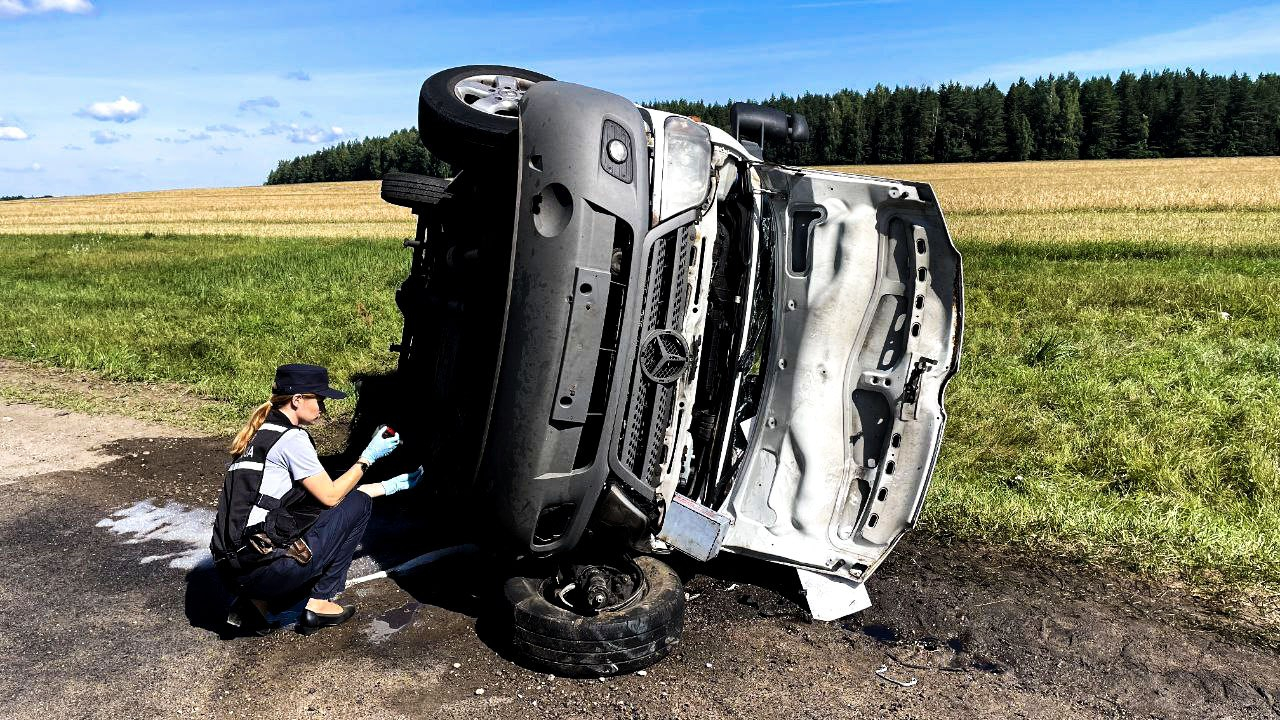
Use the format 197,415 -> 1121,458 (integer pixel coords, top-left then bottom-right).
823,156 -> 1280,214
0,181 -> 411,239
0,156 -> 1276,240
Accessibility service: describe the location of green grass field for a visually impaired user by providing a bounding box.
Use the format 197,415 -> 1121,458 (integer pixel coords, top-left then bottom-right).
0,233 -> 408,430
930,238 -> 1280,587
2,157 -> 1278,598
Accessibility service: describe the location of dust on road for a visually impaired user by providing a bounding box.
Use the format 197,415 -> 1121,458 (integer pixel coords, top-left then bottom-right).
0,402 -> 199,485
0,399 -> 1277,720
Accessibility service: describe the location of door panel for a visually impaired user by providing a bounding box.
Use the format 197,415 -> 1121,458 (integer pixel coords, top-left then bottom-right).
719,168 -> 963,583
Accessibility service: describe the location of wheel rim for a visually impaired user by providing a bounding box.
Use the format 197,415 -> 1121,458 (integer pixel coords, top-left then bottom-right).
452,74 -> 537,117
545,558 -> 646,615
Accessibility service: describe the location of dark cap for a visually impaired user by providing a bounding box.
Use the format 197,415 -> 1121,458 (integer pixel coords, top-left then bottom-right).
272,363 -> 348,399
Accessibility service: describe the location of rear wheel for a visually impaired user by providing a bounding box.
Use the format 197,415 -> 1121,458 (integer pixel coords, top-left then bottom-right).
418,64 -> 555,167
503,555 -> 685,677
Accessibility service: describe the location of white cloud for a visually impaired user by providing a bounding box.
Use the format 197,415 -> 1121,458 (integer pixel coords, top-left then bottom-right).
293,126 -> 348,144
0,162 -> 43,173
0,0 -> 92,17
210,145 -> 241,155
76,95 -> 146,123
0,125 -> 29,140
90,128 -> 129,144
158,130 -> 211,144
258,121 -> 289,136
205,123 -> 246,135
260,121 -> 351,144
35,0 -> 91,11
284,70 -> 311,82
238,96 -> 280,113
960,5 -> 1280,84
63,144 -> 82,151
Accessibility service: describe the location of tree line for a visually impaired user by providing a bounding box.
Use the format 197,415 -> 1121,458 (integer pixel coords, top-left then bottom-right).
265,128 -> 451,185
265,69 -> 1280,184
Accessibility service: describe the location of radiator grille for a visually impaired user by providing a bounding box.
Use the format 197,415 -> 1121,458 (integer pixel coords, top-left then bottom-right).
618,227 -> 693,486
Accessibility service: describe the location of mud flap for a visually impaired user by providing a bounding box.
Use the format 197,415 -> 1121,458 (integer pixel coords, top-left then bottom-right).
797,568 -> 872,621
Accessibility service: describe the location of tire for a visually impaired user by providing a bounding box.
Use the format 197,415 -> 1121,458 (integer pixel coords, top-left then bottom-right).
418,64 -> 555,167
503,556 -> 685,677
380,172 -> 451,210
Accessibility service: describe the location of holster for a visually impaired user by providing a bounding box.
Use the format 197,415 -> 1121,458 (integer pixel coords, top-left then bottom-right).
247,532 -> 274,556
246,532 -> 312,566
284,537 -> 313,565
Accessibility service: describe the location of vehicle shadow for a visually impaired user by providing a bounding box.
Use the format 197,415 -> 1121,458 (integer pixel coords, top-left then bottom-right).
324,368 -> 484,574
319,368 -> 529,658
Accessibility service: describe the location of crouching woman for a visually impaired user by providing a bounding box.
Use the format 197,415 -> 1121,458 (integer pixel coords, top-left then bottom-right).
209,363 -> 422,635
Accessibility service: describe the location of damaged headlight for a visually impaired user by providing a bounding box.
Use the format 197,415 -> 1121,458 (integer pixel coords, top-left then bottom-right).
657,116 -> 712,223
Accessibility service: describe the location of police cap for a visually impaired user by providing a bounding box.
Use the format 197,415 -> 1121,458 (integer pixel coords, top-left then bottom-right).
272,363 -> 349,399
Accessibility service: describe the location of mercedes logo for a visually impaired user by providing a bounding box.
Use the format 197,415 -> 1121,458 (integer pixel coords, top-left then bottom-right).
640,329 -> 690,384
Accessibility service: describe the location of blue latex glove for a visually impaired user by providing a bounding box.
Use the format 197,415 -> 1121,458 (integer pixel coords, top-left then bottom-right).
381,466 -> 424,496
360,425 -> 401,464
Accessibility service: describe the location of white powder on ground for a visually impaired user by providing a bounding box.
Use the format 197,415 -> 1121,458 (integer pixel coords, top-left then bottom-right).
97,499 -> 214,570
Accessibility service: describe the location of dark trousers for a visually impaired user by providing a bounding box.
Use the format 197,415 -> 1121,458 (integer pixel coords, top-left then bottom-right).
233,491 -> 371,604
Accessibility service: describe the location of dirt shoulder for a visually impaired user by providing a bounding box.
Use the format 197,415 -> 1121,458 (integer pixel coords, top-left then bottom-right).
0,358 -> 235,434
0,402 -> 200,484
1,392 -> 1278,719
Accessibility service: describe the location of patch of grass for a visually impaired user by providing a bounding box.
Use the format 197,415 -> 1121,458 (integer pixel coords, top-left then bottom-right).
925,239 -> 1280,587
0,233 -> 408,427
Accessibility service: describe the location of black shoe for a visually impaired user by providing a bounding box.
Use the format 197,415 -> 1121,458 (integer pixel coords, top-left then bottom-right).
226,596 -> 276,637
297,605 -> 357,635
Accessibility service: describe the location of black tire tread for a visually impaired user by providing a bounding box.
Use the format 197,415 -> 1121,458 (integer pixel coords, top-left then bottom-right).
518,645 -> 677,678
513,621 -> 678,653
514,637 -> 667,666
380,172 -> 451,209
502,556 -> 684,676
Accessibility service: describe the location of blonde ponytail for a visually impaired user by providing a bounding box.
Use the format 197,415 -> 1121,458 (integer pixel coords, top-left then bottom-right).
229,394 -> 293,455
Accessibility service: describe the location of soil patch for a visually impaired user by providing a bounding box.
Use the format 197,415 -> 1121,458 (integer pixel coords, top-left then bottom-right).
0,401 -> 201,484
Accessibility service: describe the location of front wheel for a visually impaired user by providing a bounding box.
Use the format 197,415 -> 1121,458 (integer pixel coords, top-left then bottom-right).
417,64 -> 555,167
503,556 -> 685,677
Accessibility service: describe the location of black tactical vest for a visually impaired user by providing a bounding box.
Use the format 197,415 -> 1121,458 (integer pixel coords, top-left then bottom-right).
209,409 -> 328,570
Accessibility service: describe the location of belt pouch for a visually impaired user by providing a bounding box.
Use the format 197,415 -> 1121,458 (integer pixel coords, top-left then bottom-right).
284,538 -> 313,565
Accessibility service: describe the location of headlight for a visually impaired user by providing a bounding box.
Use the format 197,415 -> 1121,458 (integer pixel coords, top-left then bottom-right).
658,116 -> 712,223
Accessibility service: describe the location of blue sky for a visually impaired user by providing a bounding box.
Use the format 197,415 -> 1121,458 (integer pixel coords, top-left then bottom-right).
2,0 -> 1279,197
